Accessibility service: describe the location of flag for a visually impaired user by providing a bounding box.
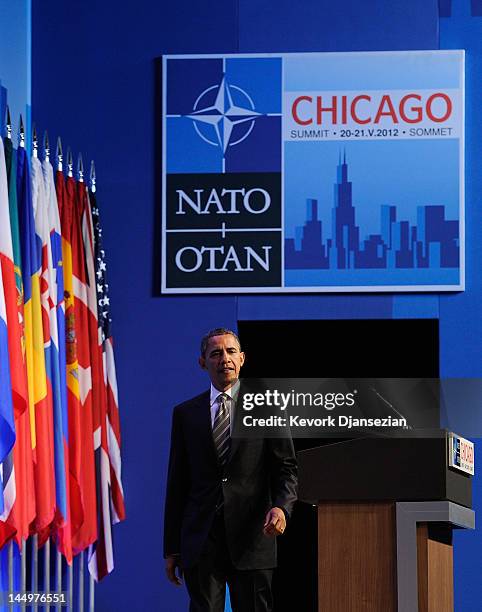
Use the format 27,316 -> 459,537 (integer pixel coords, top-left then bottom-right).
89,194 -> 125,525
0,138 -> 16,548
0,139 -> 28,422
43,158 -> 72,560
32,153 -> 70,548
1,137 -> 35,546
17,146 -> 56,534
0,264 -> 15,547
86,188 -> 125,580
56,170 -> 82,562
64,175 -> 97,553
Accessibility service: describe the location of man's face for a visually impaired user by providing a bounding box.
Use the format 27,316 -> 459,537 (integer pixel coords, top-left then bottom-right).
199,334 -> 245,391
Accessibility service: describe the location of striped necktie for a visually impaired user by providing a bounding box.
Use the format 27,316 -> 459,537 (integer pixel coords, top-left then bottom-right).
213,393 -> 231,466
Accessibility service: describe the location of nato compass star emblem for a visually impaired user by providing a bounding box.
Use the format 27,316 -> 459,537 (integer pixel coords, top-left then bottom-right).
187,76 -> 262,154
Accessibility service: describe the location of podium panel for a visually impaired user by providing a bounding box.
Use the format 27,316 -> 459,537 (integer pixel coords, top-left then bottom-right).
417,523 -> 453,612
318,503 -> 396,612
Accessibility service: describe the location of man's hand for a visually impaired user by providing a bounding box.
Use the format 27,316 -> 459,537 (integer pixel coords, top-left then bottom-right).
165,554 -> 183,586
263,507 -> 286,537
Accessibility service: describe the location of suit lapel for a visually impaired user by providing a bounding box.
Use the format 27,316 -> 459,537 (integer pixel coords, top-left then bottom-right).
228,431 -> 241,464
228,386 -> 244,463
194,391 -> 220,468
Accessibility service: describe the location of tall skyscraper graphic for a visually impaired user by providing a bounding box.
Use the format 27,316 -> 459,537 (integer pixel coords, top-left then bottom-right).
332,152 -> 360,269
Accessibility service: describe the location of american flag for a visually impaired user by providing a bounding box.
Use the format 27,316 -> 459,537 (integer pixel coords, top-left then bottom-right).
88,189 -> 125,581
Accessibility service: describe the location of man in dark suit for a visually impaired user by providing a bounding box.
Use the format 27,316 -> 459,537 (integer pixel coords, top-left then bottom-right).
164,328 -> 298,612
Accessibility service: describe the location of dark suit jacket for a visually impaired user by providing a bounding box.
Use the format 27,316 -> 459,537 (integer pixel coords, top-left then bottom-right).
163,389 -> 298,570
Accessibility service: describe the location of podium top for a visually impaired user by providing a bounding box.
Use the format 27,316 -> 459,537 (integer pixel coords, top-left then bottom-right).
297,434 -> 472,508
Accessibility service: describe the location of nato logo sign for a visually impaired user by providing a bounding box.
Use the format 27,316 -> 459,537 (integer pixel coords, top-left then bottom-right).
161,51 -> 464,293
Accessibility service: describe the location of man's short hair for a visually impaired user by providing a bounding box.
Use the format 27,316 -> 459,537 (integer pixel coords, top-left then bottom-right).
200,328 -> 242,357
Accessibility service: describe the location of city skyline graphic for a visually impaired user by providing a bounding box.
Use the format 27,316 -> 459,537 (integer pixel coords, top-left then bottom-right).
285,153 -> 459,275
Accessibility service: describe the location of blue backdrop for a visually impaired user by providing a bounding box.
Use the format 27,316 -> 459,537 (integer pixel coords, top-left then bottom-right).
0,0 -> 31,143
30,1 -> 482,610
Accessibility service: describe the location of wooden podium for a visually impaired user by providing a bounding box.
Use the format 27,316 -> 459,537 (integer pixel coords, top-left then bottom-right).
297,435 -> 475,612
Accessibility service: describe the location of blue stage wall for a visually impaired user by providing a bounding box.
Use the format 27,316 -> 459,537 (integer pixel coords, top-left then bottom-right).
0,0 -> 31,143
31,1 -> 481,610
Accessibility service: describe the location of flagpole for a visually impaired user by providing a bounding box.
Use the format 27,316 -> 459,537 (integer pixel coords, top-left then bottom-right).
55,548 -> 62,612
77,152 -> 85,612
67,559 -> 73,611
18,113 -> 27,611
78,551 -> 84,612
8,541 -> 13,612
43,131 -> 52,611
89,573 -> 95,612
19,116 -> 27,612
21,539 -> 26,612
32,535 -> 38,611
45,538 -> 51,612
18,114 -> 27,611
